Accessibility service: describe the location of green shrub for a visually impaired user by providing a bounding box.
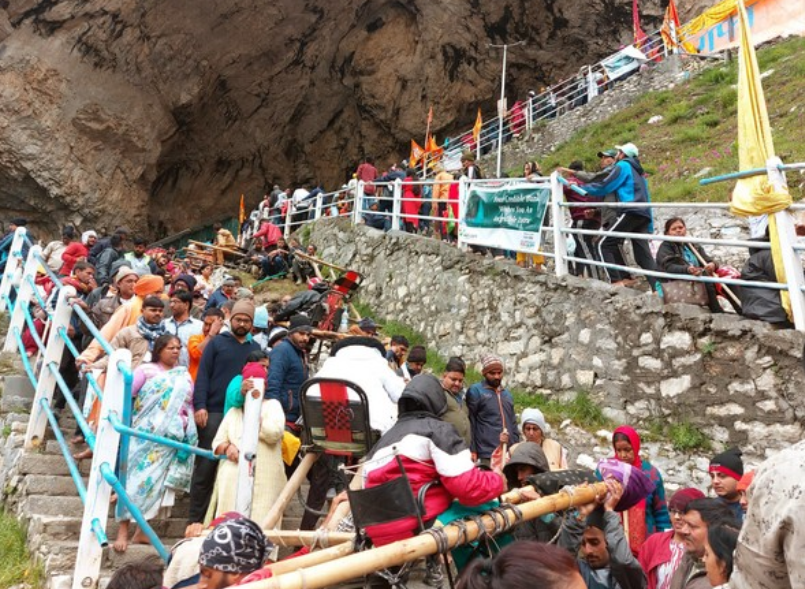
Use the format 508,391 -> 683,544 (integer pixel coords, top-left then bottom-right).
717,87 -> 738,111
674,126 -> 708,144
670,422 -> 711,452
665,103 -> 693,124
699,113 -> 721,128
513,391 -> 613,431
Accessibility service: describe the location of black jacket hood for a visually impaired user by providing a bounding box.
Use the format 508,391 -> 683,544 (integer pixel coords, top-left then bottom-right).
331,336 -> 387,358
398,374 -> 447,418
503,442 -> 549,484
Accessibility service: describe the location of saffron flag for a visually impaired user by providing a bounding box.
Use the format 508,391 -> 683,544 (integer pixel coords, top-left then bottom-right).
410,139 -> 425,167
425,134 -> 443,165
660,0 -> 681,52
239,194 -> 246,225
427,106 -> 434,125
731,0 -> 792,319
472,108 -> 483,144
633,0 -> 648,48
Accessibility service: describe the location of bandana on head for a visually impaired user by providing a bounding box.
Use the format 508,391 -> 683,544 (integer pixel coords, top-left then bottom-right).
198,517 -> 271,574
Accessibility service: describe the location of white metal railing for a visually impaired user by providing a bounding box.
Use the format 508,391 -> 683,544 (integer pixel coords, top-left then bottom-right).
0,233 -> 263,589
276,171 -> 805,331
432,31 -> 671,174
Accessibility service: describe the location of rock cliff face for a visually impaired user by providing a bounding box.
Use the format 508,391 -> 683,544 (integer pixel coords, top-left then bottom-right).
0,0 -> 673,238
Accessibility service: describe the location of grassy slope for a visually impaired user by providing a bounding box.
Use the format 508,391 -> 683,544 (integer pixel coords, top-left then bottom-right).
532,37 -> 805,202
0,511 -> 42,589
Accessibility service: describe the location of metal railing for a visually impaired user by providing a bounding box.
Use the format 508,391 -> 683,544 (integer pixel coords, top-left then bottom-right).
277,167 -> 805,331
0,234 -> 257,589
434,31 -> 671,174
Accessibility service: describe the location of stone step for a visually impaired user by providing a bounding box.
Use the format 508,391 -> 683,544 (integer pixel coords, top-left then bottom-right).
42,539 -> 183,575
18,453 -> 92,477
48,573 -> 111,589
20,474 -> 87,497
22,494 -> 191,520
28,514 -> 190,546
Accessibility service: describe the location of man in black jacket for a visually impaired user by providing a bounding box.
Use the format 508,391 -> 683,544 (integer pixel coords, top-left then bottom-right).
186,300 -> 260,537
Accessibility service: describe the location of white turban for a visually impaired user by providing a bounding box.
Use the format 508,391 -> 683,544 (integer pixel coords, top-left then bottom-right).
81,230 -> 98,245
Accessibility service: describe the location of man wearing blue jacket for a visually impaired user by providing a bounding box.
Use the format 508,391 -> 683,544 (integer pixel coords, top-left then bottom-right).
582,143 -> 659,290
267,314 -> 327,530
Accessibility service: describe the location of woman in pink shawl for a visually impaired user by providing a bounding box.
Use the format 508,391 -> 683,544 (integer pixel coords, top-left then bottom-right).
611,425 -> 672,556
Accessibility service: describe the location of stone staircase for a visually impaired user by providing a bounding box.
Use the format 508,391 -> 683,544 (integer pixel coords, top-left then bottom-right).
0,359 -> 306,589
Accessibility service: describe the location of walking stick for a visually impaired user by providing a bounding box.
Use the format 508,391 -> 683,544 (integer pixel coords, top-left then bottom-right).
688,244 -> 742,309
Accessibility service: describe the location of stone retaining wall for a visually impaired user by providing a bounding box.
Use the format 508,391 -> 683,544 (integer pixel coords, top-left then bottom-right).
310,220 -> 804,462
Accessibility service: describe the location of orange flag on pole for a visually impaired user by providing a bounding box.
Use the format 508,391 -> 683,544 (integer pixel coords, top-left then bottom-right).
660,0 -> 681,52
427,106 -> 434,125
410,140 -> 425,167
238,194 -> 246,225
472,108 -> 483,144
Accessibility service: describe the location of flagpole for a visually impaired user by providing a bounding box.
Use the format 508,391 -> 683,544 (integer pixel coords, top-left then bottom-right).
422,108 -> 432,179
489,41 -> 525,178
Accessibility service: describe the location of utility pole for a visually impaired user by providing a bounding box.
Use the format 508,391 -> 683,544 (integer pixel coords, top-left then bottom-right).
488,41 -> 525,178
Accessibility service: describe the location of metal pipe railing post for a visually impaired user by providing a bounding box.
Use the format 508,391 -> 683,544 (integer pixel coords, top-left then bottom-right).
353,181 -> 365,226
767,157 -> 805,332
457,177 -> 468,250
0,227 -> 27,314
550,172 -> 569,276
74,348 -> 130,589
391,179 -> 403,231
4,244 -> 43,353
24,287 -> 73,449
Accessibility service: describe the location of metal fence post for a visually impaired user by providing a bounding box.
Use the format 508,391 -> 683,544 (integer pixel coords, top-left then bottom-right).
392,179 -> 402,231
3,244 -> 42,353
352,181 -> 365,225
73,349 -> 129,589
315,193 -> 323,220
550,172 -> 569,276
24,287 -> 73,449
0,227 -> 28,314
284,201 -> 293,239
767,157 -> 805,331
457,177 -> 468,250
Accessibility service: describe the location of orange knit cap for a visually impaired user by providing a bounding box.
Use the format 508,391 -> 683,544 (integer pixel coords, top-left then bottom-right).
736,470 -> 755,492
134,274 -> 165,297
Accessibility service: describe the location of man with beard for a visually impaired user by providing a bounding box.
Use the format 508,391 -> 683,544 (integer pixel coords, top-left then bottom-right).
186,300 -> 260,537
466,354 -> 519,466
267,314 -> 328,530
396,344 -> 427,381
669,499 -> 737,589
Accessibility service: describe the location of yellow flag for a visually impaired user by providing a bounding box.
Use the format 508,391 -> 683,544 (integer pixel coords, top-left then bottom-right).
731,0 -> 792,318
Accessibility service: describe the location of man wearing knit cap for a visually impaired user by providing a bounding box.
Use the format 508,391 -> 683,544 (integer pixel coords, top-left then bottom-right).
465,353 -> 519,465
708,447 -> 744,522
267,314 -> 329,531
187,299 -> 260,537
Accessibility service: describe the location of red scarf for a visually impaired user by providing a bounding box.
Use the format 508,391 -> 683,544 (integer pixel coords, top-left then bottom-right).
613,425 -> 648,556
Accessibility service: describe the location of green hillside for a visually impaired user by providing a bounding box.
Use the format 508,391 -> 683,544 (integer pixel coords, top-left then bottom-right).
533,36 -> 805,202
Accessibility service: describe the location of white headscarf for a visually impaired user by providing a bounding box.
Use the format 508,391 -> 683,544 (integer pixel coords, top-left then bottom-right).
81,230 -> 97,245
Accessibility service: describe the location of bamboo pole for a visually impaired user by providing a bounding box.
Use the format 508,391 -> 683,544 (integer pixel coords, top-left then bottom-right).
188,239 -> 246,257
262,452 -> 319,530
292,250 -> 349,273
265,530 -> 354,547
243,482 -> 608,589
266,542 -> 355,576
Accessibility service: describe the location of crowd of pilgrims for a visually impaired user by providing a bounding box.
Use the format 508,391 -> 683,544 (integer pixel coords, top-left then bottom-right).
6,175 -> 801,589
